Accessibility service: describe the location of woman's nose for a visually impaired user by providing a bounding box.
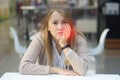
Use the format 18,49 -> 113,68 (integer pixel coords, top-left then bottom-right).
58,23 -> 64,29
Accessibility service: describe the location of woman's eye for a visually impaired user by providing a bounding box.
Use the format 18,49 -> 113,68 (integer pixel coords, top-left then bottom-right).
53,21 -> 58,25
62,21 -> 67,24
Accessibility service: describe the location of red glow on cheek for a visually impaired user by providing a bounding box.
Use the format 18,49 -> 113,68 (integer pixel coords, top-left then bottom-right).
67,27 -> 74,43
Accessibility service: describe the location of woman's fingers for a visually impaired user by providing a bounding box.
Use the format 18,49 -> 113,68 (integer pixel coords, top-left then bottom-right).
61,69 -> 80,76
64,23 -> 71,39
59,23 -> 71,47
69,71 -> 80,76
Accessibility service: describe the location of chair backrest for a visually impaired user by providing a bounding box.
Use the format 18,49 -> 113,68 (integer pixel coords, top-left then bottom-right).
10,27 -> 26,57
10,27 -> 21,51
89,28 -> 110,56
98,28 -> 110,49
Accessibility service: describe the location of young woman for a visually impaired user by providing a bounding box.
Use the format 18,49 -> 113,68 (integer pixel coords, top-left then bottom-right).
19,7 -> 89,76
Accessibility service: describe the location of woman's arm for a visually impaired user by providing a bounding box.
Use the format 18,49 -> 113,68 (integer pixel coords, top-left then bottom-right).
19,33 -> 50,75
59,24 -> 89,75
49,66 -> 80,76
62,35 -> 89,76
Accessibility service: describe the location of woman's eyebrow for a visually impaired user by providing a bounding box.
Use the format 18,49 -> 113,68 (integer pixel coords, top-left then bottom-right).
53,20 -> 58,21
52,19 -> 65,22
51,19 -> 58,22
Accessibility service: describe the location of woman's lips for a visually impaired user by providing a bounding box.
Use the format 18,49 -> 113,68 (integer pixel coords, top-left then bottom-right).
57,32 -> 63,35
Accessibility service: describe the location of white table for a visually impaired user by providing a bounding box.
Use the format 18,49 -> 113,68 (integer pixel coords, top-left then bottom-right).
0,72 -> 120,80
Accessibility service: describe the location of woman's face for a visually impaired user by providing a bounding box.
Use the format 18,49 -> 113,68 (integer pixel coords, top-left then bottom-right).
48,11 -> 67,41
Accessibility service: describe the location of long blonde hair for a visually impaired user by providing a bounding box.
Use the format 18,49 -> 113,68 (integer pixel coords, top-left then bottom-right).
39,7 -> 85,65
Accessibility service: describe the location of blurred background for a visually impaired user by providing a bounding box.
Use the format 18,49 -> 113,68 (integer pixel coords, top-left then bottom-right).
0,0 -> 120,77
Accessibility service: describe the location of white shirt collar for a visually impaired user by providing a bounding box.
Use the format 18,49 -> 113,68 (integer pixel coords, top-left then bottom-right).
52,40 -> 65,69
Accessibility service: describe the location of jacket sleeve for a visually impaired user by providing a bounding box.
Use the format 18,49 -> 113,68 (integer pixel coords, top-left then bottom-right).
19,33 -> 50,75
65,35 -> 89,76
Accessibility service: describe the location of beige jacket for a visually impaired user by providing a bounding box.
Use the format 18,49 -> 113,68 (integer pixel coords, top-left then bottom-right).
19,33 -> 89,75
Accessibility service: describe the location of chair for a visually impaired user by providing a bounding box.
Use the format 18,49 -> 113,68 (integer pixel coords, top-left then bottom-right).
88,28 -> 110,74
10,27 -> 27,58
89,28 -> 110,56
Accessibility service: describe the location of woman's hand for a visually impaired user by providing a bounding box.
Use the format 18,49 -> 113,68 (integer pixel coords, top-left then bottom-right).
59,23 -> 71,47
57,68 -> 80,76
49,67 -> 80,76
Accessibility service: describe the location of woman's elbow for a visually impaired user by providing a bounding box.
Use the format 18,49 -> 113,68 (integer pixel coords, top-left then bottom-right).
74,63 -> 88,76
19,64 -> 25,74
19,62 -> 29,74
76,67 -> 88,76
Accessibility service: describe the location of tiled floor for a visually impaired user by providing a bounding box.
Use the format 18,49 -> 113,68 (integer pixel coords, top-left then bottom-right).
0,19 -> 120,77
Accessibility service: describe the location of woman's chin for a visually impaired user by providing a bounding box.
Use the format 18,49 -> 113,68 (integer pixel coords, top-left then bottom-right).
56,36 -> 62,40
55,34 -> 63,40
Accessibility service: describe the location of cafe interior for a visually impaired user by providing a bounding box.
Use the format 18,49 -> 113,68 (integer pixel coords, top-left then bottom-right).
0,0 -> 120,78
